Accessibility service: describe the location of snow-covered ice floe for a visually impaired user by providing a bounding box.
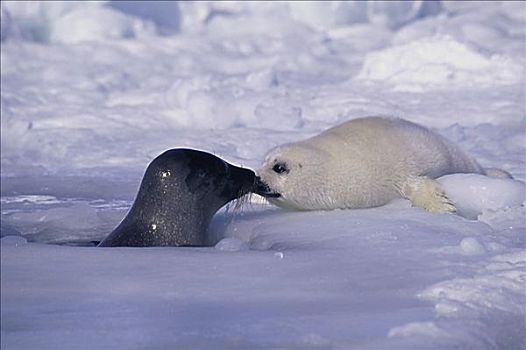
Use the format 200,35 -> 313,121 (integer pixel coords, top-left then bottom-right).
1,1 -> 525,349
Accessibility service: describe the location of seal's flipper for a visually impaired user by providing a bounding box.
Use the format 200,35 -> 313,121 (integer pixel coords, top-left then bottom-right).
400,176 -> 456,214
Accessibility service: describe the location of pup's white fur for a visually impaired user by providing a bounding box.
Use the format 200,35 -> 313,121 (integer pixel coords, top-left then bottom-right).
257,117 -> 510,213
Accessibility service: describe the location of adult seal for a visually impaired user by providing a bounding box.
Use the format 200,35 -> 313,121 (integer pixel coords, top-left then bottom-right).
99,149 -> 256,247
255,116 -> 511,213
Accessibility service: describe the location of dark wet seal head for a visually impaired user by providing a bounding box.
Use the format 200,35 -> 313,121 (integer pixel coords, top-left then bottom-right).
98,149 -> 256,247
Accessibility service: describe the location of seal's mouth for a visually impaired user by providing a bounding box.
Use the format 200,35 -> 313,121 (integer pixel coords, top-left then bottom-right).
254,176 -> 281,198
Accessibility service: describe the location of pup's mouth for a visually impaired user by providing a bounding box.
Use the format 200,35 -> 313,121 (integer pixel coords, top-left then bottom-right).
254,177 -> 281,198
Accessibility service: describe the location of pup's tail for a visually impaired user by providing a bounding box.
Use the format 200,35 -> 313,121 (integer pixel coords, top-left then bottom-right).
484,168 -> 513,179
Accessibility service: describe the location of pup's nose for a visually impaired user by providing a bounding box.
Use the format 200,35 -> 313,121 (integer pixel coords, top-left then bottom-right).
254,177 -> 281,198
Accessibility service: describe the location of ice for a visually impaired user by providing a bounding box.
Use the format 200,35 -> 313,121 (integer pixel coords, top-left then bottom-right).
418,252 -> 526,349
459,237 -> 487,256
288,1 -> 442,31
1,1 -> 525,349
289,1 -> 369,30
5,203 -> 105,243
49,4 -> 153,44
214,237 -> 249,252
108,0 -> 181,36
366,0 -> 442,29
356,35 -> 524,92
0,235 -> 27,247
439,173 -> 526,220
388,321 -> 447,339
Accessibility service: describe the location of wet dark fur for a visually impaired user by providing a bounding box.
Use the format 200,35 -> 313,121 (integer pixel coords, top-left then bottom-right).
98,149 -> 256,247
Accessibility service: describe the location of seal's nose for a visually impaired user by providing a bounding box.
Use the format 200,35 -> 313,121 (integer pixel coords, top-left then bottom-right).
226,164 -> 256,196
254,176 -> 281,198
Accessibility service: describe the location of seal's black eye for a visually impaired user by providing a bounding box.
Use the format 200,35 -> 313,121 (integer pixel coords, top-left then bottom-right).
272,163 -> 289,174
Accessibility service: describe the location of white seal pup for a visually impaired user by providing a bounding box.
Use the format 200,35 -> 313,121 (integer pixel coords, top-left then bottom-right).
255,117 -> 511,213
99,149 -> 256,247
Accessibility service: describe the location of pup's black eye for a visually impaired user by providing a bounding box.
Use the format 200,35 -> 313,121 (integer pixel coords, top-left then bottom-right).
272,163 -> 289,174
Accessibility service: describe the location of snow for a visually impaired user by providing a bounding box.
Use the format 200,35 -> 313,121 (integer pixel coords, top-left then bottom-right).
356,35 -> 524,92
439,173 -> 525,220
1,1 -> 525,349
